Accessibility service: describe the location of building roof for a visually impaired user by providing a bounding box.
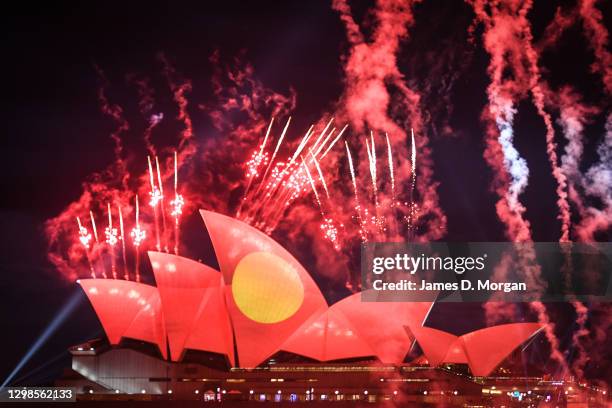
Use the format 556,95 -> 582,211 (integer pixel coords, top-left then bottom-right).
148,251 -> 234,364
200,210 -> 328,368
411,323 -> 543,376
78,279 -> 167,359
80,210 -> 542,373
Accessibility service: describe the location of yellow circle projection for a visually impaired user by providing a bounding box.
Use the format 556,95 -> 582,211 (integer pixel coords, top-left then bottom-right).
232,251 -> 305,324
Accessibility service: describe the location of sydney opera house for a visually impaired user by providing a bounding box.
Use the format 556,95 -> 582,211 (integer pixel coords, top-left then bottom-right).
57,211 -> 608,406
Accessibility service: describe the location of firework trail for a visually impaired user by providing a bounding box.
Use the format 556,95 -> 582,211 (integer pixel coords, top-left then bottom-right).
131,77 -> 162,156
93,65 -> 130,189
385,133 -> 395,206
104,203 -> 119,280
170,151 -> 185,255
578,0 -> 612,95
469,0 -> 569,375
159,53 -> 197,162
332,0 -> 446,242
555,87 -> 598,216
345,141 -> 366,241
536,5 -> 578,52
410,129 -> 417,223
536,0 -> 611,377
117,204 -> 128,280
577,122 -> 612,241
259,118 -> 348,235
312,119 -> 335,157
236,117 -> 274,217
301,157 -> 339,250
89,210 -> 105,278
365,132 -> 386,234
252,117 -> 292,200
248,119 -> 303,218
553,90 -> 599,363
310,152 -> 330,200
309,118 -> 334,156
288,126 -> 315,165
130,195 -> 146,283
155,156 -> 169,253
523,23 -> 572,243
76,217 -> 95,278
302,158 -> 323,213
315,125 -> 348,160
89,210 -> 99,245
259,128 -> 315,227
365,134 -> 378,209
266,123 -> 315,205
573,0 -> 612,242
319,124 -> 348,159
242,118 -> 345,233
148,156 -> 162,251
319,127 -> 336,151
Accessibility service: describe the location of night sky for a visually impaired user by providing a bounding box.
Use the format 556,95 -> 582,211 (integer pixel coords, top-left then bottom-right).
2,0 -> 610,386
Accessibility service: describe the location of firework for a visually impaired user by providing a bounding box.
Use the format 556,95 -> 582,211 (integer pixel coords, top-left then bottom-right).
117,204 -> 128,280
365,133 -> 381,232
309,118 -> 334,155
310,152 -> 330,199
240,118 -> 348,232
89,209 -> 106,278
130,195 -> 146,282
89,210 -> 99,244
345,141 -> 366,241
245,149 -> 270,179
301,157 -> 340,250
314,127 -> 336,158
104,203 -> 119,279
238,117 -> 274,213
290,125 -> 315,164
148,156 -> 162,251
250,121 -> 315,223
320,124 -> 348,159
407,128 -> 418,231
255,116 -> 292,197
411,129 -> 416,178
365,133 -> 377,201
258,125 -> 315,217
76,216 -> 96,278
266,123 -> 326,222
321,218 -> 340,250
170,151 -> 185,255
76,217 -> 92,248
155,156 -> 169,253
385,132 -> 395,206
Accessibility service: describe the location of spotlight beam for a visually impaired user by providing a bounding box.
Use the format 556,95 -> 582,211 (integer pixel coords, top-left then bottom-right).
0,289 -> 83,389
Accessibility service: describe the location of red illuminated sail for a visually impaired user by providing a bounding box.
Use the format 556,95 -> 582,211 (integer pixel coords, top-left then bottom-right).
148,251 -> 234,364
200,210 -> 327,368
412,323 -> 543,376
78,279 -> 167,359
